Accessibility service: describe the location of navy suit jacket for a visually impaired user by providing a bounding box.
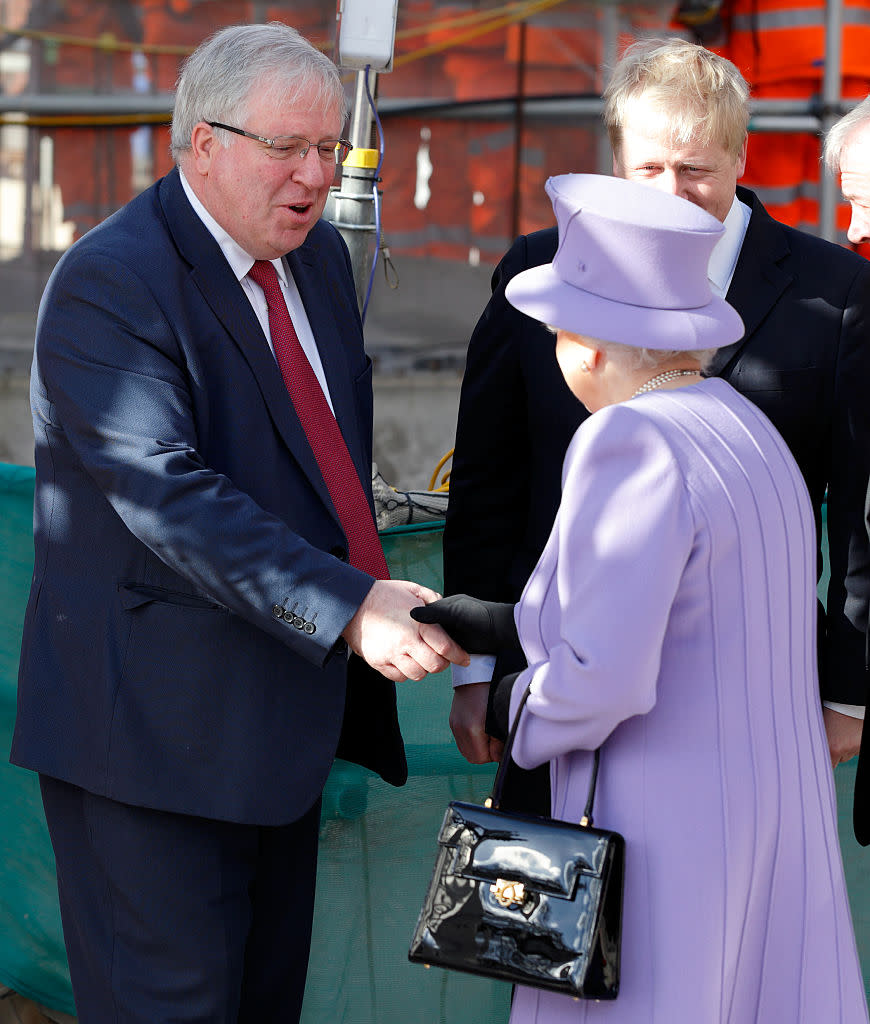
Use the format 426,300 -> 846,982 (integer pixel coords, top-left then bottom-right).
444,187 -> 870,836
12,167 -> 406,825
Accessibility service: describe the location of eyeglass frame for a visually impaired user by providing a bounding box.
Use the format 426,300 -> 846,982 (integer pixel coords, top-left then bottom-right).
206,121 -> 353,165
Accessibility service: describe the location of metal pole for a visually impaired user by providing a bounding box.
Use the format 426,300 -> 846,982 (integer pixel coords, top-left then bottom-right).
324,68 -> 381,316
597,1 -> 619,174
348,69 -> 377,151
510,21 -> 527,241
819,0 -> 843,242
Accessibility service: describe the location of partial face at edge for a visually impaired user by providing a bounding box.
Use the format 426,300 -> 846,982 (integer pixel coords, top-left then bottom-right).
839,124 -> 870,245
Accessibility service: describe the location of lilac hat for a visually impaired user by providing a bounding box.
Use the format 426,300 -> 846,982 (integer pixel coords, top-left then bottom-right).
505,174 -> 744,350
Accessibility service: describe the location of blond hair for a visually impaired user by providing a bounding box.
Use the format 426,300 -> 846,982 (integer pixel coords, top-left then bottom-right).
604,38 -> 750,160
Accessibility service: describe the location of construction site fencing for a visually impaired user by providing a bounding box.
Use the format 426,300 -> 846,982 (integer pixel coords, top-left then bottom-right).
0,460 -> 867,1020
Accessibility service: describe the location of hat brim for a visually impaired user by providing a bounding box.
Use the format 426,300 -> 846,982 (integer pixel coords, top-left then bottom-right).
505,263 -> 745,351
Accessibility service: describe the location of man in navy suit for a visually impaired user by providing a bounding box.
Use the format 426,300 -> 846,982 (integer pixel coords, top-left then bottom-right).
11,22 -> 465,1023
444,38 -> 870,832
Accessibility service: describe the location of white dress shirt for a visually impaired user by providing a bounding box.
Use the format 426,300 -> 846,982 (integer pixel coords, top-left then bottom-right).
708,194 -> 751,298
179,171 -> 335,413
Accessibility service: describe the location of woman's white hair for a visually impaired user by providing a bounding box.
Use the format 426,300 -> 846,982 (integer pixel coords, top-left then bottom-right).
549,327 -> 716,373
600,339 -> 717,373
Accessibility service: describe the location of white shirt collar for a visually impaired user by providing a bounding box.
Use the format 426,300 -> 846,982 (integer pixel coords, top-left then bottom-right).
178,170 -> 287,286
707,195 -> 751,297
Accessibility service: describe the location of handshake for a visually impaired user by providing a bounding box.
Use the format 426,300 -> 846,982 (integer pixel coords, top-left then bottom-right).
340,580 -> 516,684
410,594 -> 519,653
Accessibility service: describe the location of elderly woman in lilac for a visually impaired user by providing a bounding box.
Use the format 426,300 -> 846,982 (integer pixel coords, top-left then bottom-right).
415,174 -> 868,1023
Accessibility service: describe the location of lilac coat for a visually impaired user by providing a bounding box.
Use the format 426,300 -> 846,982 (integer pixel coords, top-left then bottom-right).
508,378 -> 867,1023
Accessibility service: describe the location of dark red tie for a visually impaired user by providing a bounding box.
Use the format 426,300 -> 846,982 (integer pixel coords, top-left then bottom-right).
248,259 -> 389,579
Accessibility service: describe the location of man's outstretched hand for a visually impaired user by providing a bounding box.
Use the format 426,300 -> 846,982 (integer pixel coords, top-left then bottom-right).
342,580 -> 469,683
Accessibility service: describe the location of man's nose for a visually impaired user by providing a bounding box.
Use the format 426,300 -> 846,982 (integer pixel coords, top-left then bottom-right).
647,169 -> 681,197
290,150 -> 336,187
847,203 -> 870,245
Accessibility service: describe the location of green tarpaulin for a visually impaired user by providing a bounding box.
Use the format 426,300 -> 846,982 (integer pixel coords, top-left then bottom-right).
0,462 -> 867,1019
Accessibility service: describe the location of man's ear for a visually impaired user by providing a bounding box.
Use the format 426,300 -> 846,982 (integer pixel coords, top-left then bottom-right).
190,121 -> 218,174
735,134 -> 748,180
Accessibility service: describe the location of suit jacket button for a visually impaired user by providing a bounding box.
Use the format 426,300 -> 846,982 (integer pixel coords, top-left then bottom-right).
283,610 -> 294,623
303,622 -> 316,634
331,546 -> 348,562
292,615 -> 305,629
272,604 -> 284,618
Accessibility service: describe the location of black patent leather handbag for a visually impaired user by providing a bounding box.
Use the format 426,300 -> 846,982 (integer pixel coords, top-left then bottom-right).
408,684 -> 624,999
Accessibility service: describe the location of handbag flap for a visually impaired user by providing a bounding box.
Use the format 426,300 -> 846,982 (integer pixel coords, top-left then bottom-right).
440,801 -> 614,899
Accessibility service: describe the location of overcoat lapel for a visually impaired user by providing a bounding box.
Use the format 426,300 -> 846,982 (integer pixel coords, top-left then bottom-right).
157,168 -> 342,528
707,187 -> 793,378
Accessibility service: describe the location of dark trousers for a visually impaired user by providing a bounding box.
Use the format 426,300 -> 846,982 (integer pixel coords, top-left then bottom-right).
40,775 -> 321,1024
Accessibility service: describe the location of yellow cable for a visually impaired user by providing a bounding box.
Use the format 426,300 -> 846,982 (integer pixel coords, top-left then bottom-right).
0,23 -> 193,55
428,449 -> 454,492
395,0 -> 550,41
0,0 -> 569,66
395,0 -> 570,67
0,112 -> 171,127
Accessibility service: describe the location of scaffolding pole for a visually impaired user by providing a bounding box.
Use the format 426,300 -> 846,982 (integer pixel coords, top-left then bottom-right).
820,0 -> 844,242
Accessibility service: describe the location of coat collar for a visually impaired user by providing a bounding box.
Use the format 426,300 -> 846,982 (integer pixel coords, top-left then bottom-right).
706,186 -> 793,377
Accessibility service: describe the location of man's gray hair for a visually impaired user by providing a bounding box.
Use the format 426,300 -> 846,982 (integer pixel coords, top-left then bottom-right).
170,22 -> 347,163
604,38 -> 750,160
823,95 -> 870,173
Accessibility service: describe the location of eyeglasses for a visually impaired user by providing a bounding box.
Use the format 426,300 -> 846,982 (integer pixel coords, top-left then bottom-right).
207,122 -> 353,165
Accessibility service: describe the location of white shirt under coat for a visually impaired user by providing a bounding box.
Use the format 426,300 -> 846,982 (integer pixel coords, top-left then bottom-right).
179,170 -> 335,413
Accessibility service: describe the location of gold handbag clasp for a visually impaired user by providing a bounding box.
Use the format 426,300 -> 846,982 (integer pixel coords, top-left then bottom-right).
490,878 -> 526,908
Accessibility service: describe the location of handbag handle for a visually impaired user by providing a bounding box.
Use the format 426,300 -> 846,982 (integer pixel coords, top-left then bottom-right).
486,681 -> 602,827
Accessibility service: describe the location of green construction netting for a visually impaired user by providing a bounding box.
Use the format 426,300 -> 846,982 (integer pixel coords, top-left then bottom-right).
0,461 -> 867,1020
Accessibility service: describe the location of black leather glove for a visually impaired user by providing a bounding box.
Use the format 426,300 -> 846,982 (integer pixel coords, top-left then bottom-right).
410,594 -> 519,654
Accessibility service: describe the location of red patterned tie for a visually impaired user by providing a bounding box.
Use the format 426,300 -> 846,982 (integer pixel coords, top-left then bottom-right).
248,259 -> 389,579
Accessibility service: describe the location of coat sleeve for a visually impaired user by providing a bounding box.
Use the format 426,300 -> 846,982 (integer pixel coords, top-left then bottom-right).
509,405 -> 694,767
821,258 -> 870,705
442,235 -> 535,602
32,244 -> 373,667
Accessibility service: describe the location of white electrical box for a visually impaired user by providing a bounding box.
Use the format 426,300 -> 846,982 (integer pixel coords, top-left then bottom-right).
337,0 -> 398,73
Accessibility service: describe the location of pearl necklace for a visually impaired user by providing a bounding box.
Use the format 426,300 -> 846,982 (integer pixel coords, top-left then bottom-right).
632,369 -> 700,398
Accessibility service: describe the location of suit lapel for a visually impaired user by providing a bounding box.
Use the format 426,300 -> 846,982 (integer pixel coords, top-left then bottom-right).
707,187 -> 793,378
157,169 -> 340,522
